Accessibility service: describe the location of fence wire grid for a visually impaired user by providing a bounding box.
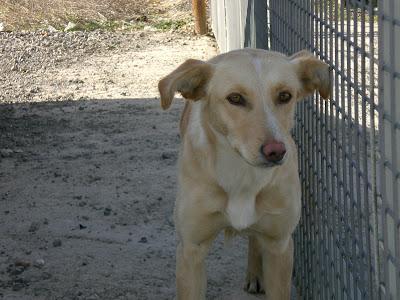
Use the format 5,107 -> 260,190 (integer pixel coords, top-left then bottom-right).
267,0 -> 400,299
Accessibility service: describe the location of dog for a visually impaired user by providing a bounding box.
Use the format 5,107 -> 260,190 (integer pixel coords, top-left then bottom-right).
158,48 -> 330,300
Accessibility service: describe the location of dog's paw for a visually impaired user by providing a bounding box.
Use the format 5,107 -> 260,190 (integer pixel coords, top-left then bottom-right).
244,276 -> 265,294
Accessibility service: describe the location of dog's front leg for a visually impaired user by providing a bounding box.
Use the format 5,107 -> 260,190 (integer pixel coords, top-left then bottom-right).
245,236 -> 265,294
260,236 -> 294,300
176,238 -> 213,300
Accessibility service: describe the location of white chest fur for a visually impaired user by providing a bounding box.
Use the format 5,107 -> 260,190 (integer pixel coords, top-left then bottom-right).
215,141 -> 274,230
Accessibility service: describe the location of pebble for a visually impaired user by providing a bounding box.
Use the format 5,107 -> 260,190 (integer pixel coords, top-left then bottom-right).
0,148 -> 13,157
161,152 -> 171,160
47,25 -> 58,32
29,87 -> 40,94
103,207 -> 112,216
138,236 -> 147,243
28,222 -> 40,232
15,260 -> 31,268
33,258 -> 45,268
52,239 -> 62,247
65,22 -> 77,32
9,265 -> 26,276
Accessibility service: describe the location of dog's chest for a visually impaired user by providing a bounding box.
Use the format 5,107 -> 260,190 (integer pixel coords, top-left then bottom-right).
215,151 -> 273,230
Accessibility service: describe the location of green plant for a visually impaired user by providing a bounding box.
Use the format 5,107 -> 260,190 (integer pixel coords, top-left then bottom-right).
153,19 -> 187,31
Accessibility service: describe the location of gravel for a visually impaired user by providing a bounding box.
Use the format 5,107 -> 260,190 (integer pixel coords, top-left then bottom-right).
0,0 -> 218,105
0,29 -> 195,103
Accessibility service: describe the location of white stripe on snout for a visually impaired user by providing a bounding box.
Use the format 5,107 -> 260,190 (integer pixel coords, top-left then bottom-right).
251,57 -> 284,142
263,102 -> 284,141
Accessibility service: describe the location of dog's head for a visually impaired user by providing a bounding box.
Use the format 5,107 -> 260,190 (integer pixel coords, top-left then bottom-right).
158,49 -> 331,168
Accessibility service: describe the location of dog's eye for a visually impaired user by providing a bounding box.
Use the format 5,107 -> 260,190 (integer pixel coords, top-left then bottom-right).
278,91 -> 292,104
226,93 -> 246,106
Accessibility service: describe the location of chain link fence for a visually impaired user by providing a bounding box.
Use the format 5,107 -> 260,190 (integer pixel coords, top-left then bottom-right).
211,0 -> 399,298
267,0 -> 399,298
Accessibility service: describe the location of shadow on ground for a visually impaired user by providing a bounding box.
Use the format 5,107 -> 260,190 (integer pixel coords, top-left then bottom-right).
0,98 -> 260,299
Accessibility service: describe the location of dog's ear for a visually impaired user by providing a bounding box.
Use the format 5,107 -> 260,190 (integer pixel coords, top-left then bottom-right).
290,50 -> 331,100
158,59 -> 214,110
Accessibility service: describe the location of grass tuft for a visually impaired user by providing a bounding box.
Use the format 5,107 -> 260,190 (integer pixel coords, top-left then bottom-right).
153,19 -> 188,31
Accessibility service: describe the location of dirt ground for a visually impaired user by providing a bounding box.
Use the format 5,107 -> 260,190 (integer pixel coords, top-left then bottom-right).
0,15 -> 264,300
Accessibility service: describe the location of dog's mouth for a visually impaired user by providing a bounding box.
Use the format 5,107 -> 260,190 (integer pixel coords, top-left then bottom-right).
235,148 -> 287,169
258,158 -> 286,168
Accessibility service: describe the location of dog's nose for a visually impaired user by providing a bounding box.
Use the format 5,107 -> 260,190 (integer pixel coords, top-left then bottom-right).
261,141 -> 286,163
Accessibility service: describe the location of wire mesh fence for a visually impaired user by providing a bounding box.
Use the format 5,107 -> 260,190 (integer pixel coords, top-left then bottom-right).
267,0 -> 399,299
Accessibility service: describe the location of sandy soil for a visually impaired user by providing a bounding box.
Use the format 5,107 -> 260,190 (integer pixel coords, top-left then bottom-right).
0,27 -> 263,299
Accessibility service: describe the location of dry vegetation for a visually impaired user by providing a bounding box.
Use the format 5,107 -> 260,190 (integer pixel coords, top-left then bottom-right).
0,0 -> 192,31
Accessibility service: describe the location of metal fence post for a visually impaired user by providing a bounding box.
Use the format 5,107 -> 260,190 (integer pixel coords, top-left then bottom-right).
378,0 -> 400,298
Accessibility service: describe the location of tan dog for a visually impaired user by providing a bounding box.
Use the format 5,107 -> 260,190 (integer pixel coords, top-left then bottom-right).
158,48 -> 330,300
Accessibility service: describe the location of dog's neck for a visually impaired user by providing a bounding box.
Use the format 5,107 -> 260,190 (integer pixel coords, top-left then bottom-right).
187,101 -> 277,230
214,135 -> 276,229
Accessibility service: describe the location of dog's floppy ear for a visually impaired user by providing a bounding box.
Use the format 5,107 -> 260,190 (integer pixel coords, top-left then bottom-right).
290,50 -> 331,100
158,59 -> 214,110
